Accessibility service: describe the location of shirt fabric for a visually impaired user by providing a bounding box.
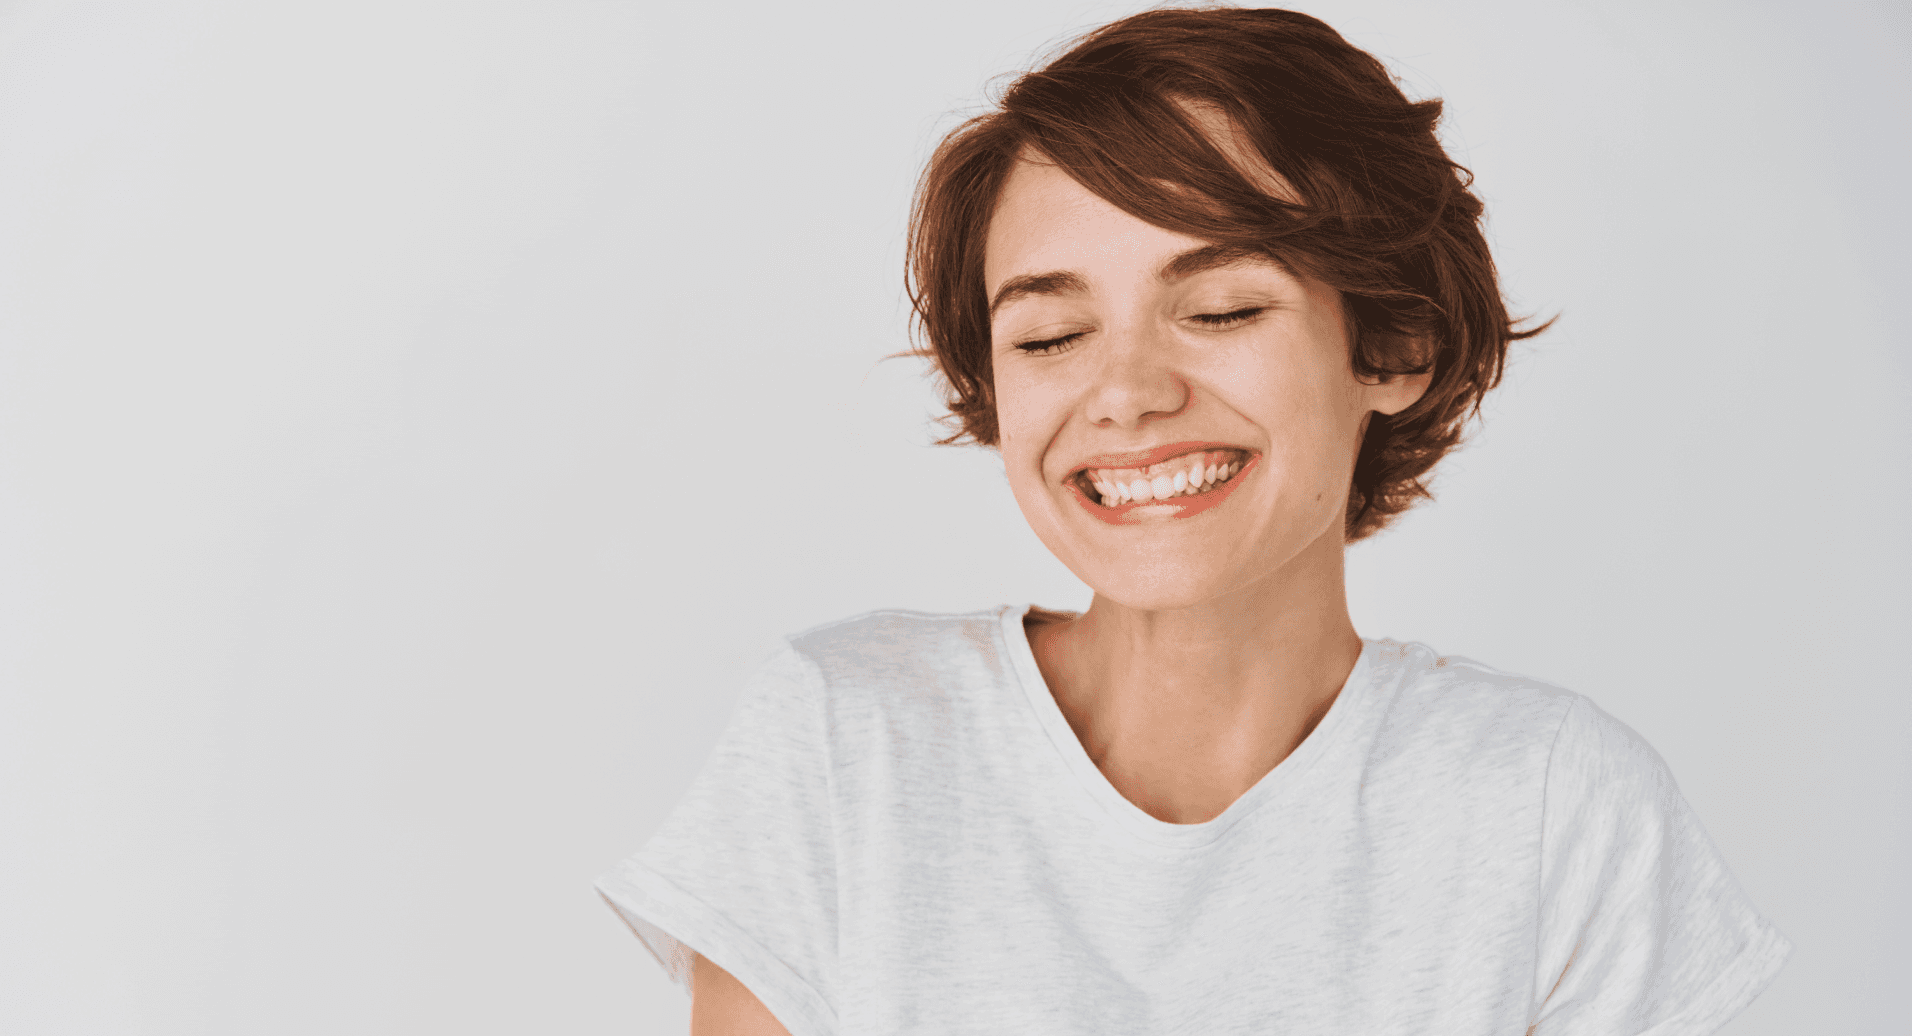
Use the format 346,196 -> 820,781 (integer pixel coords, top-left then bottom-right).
595,604 -> 1792,1036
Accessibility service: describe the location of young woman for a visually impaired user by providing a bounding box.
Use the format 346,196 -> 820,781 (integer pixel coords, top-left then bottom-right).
597,9 -> 1792,1035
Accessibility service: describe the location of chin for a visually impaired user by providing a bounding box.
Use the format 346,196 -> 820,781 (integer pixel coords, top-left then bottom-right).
1075,557 -> 1255,614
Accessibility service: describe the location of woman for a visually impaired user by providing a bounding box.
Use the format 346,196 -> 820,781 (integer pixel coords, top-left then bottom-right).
597,8 -> 1792,1035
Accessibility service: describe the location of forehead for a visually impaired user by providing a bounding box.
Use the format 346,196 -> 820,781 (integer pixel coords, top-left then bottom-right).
983,108 -> 1301,291
984,158 -> 1181,287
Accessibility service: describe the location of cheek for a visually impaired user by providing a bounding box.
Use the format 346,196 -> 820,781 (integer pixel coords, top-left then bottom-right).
1221,361 -> 1357,464
992,371 -> 1058,456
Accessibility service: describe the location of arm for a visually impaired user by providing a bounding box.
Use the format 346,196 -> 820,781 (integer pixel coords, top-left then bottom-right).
690,952 -> 793,1036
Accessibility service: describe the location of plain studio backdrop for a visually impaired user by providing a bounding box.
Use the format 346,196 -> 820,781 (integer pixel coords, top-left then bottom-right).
0,1 -> 1904,1033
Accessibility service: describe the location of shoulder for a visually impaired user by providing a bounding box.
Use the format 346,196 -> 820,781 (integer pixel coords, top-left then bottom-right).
1542,689 -> 1684,820
1375,641 -> 1679,804
1410,645 -> 1677,797
1353,642 -> 1636,837
787,604 -> 1005,649
771,606 -> 1030,748
783,605 -> 1014,682
1368,640 -> 1585,761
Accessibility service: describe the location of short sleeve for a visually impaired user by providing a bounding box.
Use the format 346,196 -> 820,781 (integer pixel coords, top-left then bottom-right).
594,642 -> 838,1036
1529,696 -> 1792,1036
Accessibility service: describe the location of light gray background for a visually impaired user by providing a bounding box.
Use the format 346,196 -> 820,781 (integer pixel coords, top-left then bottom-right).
0,1 -> 1903,1033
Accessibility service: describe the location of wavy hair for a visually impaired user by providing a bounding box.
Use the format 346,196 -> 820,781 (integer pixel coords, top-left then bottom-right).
903,5 -> 1552,542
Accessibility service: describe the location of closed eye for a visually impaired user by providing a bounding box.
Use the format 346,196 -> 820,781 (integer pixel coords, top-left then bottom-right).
1014,332 -> 1086,356
1014,306 -> 1263,355
1192,307 -> 1264,328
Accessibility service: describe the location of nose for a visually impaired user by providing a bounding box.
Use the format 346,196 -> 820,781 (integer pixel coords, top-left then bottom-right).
1082,324 -> 1190,430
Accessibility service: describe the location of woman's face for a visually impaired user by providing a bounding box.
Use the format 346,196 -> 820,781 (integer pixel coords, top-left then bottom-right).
984,155 -> 1428,612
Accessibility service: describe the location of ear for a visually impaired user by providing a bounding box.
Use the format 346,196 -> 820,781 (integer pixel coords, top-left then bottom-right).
1368,366 -> 1433,417
1361,333 -> 1435,416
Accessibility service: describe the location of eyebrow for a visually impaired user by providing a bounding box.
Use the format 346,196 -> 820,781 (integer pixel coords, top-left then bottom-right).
988,244 -> 1280,319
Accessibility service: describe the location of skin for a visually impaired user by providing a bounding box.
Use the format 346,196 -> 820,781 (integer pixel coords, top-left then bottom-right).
988,142 -> 1430,825
691,952 -> 789,1035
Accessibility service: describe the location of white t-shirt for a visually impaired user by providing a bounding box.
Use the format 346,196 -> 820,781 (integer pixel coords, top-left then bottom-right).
596,605 -> 1791,1036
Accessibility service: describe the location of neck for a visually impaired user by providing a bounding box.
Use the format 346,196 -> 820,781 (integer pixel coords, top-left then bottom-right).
1031,518 -> 1363,796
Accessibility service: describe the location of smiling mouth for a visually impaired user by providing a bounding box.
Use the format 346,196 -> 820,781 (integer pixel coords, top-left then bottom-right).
1071,447 -> 1253,506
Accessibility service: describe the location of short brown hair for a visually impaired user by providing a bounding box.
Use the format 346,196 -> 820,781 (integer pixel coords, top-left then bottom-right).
903,5 -> 1551,543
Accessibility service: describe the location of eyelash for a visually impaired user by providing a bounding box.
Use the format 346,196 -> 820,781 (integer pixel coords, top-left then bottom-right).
1013,307 -> 1266,355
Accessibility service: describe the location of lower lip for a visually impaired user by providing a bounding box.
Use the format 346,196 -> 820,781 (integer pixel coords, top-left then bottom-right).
1068,455 -> 1260,526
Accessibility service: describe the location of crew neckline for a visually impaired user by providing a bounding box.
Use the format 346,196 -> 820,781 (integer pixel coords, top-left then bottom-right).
997,602 -> 1378,850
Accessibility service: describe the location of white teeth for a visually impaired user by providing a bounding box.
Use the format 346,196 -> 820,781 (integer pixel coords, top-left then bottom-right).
1092,456 -> 1237,508
1083,451 -> 1250,504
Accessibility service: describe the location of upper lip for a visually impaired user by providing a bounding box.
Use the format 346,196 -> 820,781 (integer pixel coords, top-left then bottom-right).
1067,441 -> 1252,477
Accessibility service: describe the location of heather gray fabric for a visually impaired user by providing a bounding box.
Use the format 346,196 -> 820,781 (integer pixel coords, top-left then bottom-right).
596,604 -> 1791,1036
